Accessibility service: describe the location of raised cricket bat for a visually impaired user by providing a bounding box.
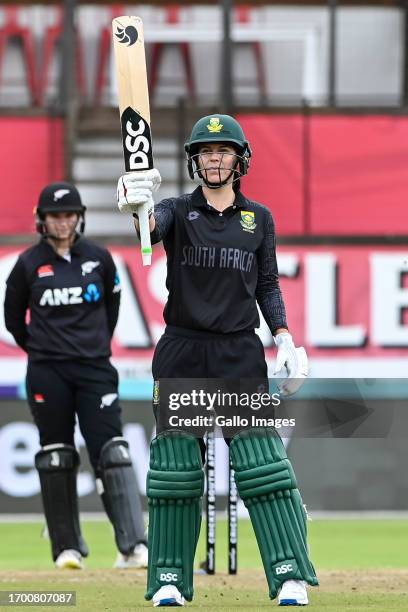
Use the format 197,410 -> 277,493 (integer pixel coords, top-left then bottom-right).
112,16 -> 154,266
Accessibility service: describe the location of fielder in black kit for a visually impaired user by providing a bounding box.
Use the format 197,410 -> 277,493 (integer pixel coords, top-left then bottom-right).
4,183 -> 147,570
117,115 -> 318,607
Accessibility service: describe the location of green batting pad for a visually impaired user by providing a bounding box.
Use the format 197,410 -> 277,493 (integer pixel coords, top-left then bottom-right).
145,432 -> 204,602
230,428 -> 318,599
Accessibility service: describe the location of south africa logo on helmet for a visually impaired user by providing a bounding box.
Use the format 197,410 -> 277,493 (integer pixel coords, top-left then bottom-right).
207,117 -> 223,133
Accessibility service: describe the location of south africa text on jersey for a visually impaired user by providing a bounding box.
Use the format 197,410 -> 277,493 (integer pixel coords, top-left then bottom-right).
181,245 -> 255,271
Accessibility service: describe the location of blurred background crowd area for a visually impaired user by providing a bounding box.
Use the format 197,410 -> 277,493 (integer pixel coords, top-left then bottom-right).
0,0 -> 407,237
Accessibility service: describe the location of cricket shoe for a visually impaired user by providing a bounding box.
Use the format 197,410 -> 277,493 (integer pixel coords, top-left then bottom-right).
114,543 -> 148,569
278,580 -> 308,606
55,549 -> 83,570
153,585 -> 185,607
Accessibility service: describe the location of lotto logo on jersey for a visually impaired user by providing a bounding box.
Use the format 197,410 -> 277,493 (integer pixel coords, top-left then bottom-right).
39,284 -> 101,306
37,265 -> 54,278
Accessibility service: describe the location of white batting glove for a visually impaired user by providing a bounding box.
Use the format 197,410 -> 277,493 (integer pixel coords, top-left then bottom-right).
274,332 -> 309,397
117,168 -> 161,214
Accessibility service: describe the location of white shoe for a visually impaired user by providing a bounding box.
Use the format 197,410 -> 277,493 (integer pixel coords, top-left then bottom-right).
55,549 -> 83,570
278,580 -> 308,606
153,585 -> 185,607
114,543 -> 148,569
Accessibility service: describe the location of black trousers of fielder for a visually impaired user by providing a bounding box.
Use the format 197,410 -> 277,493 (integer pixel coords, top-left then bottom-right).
26,358 -> 123,472
27,357 -> 147,559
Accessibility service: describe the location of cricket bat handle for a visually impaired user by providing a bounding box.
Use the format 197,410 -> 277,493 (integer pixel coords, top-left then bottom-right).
138,199 -> 152,266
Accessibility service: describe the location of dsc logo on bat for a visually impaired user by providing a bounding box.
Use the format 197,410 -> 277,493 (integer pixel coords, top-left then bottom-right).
125,117 -> 150,170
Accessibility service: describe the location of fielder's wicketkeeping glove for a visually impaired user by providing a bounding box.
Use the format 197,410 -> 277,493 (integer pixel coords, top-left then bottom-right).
274,332 -> 309,397
117,168 -> 161,216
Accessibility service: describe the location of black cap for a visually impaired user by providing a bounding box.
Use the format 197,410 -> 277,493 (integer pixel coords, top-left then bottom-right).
36,182 -> 86,218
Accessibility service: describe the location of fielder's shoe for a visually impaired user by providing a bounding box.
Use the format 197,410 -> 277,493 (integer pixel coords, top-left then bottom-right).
152,585 -> 185,607
114,543 -> 148,569
278,580 -> 308,606
55,549 -> 83,570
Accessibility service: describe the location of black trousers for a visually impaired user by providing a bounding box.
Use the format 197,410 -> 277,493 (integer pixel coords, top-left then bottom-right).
26,358 -> 123,472
152,325 -> 269,458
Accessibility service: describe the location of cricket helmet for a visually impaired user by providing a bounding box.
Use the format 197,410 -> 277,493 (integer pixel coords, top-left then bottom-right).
184,114 -> 252,186
35,182 -> 86,234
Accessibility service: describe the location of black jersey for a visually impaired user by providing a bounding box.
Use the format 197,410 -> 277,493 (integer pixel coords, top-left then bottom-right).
4,236 -> 120,361
150,186 -> 287,334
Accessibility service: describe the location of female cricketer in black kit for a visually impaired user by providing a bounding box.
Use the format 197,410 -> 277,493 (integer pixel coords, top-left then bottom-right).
117,115 -> 318,607
4,182 -> 147,570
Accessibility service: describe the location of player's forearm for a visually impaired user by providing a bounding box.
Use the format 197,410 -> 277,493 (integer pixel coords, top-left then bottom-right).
256,288 -> 288,335
5,320 -> 28,351
133,214 -> 164,246
4,280 -> 29,350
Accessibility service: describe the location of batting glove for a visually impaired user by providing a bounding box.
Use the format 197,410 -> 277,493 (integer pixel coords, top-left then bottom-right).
274,332 -> 309,397
117,168 -> 161,214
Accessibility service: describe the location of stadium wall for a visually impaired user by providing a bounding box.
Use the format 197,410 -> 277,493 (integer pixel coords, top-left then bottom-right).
1,115 -> 408,236
0,117 -> 64,234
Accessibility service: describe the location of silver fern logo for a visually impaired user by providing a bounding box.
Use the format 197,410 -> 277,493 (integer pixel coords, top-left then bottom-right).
53,189 -> 70,201
115,25 -> 138,46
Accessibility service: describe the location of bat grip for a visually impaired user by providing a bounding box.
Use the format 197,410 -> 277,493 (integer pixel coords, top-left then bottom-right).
138,200 -> 152,266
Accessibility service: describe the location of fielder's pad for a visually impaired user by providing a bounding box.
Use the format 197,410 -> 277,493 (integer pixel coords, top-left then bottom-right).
35,444 -> 88,561
230,428 -> 318,599
97,437 -> 146,555
145,432 -> 204,602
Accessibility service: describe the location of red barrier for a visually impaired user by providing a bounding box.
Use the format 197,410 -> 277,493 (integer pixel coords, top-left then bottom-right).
237,115 -> 304,235
239,114 -> 408,236
0,117 -> 64,234
309,116 -> 408,235
1,115 -> 408,236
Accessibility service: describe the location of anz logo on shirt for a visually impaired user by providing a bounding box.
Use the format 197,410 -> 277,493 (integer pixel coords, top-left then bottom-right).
39,283 -> 101,307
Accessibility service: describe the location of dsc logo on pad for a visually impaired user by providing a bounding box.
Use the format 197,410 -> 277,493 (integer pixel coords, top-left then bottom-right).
275,564 -> 293,575
159,572 -> 179,583
273,560 -> 298,578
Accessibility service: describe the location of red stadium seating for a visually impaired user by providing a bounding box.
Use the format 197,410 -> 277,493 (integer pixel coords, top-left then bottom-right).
149,6 -> 195,102
0,7 -> 38,105
95,4 -> 124,105
38,6 -> 86,105
235,6 -> 267,103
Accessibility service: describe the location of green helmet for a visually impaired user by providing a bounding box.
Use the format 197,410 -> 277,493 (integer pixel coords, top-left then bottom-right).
185,114 -> 252,185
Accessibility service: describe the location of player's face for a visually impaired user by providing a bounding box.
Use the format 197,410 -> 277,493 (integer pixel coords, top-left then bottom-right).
44,211 -> 79,240
197,143 -> 238,184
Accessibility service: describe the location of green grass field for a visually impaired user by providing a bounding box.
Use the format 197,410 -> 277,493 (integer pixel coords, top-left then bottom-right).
0,519 -> 407,610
